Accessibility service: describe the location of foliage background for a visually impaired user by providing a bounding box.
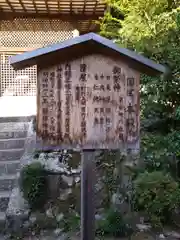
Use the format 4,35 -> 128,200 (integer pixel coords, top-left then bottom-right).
99,0 -> 180,178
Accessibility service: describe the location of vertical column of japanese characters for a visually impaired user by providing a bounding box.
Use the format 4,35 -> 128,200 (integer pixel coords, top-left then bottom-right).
79,63 -> 87,143
56,65 -> 63,143
41,71 -> 49,140
126,77 -> 136,144
112,66 -> 124,142
64,63 -> 72,142
49,71 -> 56,144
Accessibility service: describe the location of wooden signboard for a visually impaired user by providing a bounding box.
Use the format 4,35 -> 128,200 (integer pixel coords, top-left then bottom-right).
10,33 -> 166,240
37,54 -> 140,150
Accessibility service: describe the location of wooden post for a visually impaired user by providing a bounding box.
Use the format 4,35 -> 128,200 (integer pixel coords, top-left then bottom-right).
81,150 -> 96,240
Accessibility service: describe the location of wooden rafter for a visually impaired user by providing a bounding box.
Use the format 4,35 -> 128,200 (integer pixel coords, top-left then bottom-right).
57,0 -> 60,13
44,0 -> 50,15
5,0 -> 14,12
0,11 -> 104,21
0,0 -> 105,16
19,0 -> 27,12
88,0 -> 98,30
83,0 -> 87,14
82,0 -> 99,33
92,0 -> 99,16
32,0 -> 38,13
69,0 -> 72,14
0,0 -> 106,32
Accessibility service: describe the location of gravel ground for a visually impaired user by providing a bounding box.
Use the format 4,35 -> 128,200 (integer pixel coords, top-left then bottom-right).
0,233 -> 127,240
0,230 -> 179,240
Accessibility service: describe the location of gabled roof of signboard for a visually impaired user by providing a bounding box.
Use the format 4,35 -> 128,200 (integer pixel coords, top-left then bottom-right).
10,32 -> 167,76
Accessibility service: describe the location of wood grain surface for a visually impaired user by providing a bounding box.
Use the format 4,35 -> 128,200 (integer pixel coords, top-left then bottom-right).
37,54 -> 140,150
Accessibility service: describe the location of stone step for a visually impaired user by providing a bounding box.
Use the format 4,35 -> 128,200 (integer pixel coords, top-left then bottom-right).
0,148 -> 24,161
0,122 -> 29,132
0,131 -> 27,139
0,116 -> 34,123
0,138 -> 26,150
0,211 -> 6,230
0,161 -> 20,176
0,191 -> 11,212
0,212 -> 5,221
0,175 -> 17,191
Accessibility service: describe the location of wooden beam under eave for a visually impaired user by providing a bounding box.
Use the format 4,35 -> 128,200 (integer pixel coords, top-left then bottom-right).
19,0 -> 27,12
75,0 -> 100,34
5,0 -> 14,12
86,0 -> 99,31
79,28 -> 99,35
70,0 -> 73,14
44,0 -> 50,15
32,0 -> 38,13
0,11 -> 104,21
83,0 -> 87,15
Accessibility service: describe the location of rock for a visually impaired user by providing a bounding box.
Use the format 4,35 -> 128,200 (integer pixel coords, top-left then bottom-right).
29,215 -> 37,223
95,214 -> 105,220
23,220 -> 31,229
20,120 -> 37,167
95,179 -> 103,192
37,151 -> 71,174
61,175 -> 74,186
111,193 -> 121,205
60,188 -> 72,200
136,223 -> 151,232
46,208 -> 54,218
131,232 -> 154,240
54,228 -> 62,236
56,213 -> 64,222
71,168 -> 81,174
47,174 -> 61,200
6,188 -> 29,216
165,230 -> 180,239
75,177 -> 80,183
6,214 -> 28,235
57,233 -> 68,240
6,187 -> 30,234
47,152 -> 60,158
159,234 -> 166,239
111,192 -> 130,214
39,155 -> 69,174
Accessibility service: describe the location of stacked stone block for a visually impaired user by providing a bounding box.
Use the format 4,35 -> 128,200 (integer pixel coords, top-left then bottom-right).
0,118 -> 29,227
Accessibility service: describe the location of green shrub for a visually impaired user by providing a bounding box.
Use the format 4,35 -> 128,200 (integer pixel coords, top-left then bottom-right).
96,208 -> 132,237
60,211 -> 80,232
133,171 -> 180,227
20,162 -> 48,211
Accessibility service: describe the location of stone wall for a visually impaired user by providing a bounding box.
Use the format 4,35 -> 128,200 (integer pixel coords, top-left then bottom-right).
5,119 -> 82,236
6,118 -> 122,237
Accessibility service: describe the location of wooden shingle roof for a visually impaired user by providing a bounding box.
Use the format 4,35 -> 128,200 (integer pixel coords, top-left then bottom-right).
0,0 -> 106,32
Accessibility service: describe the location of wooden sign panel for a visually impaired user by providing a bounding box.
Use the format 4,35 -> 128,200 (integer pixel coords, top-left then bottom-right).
37,54 -> 140,150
